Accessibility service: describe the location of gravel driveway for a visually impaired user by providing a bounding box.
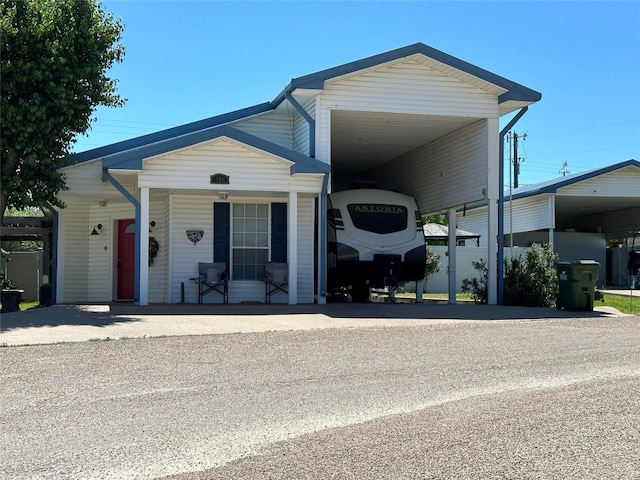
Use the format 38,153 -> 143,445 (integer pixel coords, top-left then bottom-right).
1,315 -> 639,479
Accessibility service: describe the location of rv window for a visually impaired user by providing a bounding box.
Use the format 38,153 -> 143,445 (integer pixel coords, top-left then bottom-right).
346,204 -> 408,234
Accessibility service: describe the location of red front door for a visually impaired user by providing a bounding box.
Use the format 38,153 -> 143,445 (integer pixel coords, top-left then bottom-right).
117,219 -> 135,300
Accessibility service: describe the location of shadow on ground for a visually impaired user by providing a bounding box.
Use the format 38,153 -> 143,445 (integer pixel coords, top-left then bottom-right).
0,301 -> 618,334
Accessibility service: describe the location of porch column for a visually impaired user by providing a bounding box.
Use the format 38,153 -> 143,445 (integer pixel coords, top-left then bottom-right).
448,208 -> 457,305
139,187 -> 149,305
288,191 -> 298,304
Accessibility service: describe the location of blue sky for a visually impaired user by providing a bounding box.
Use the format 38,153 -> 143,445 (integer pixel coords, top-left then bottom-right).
74,0 -> 640,187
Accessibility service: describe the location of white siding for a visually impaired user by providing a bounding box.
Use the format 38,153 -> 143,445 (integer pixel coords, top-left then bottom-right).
324,59 -> 498,118
62,160 -> 119,196
296,197 -> 315,304
232,112 -> 295,151
455,209 -> 489,246
170,195 -> 216,303
168,194 -> 315,304
148,200 -> 167,302
139,140 -> 295,192
88,205 -> 114,302
370,120 -> 490,212
558,166 -> 640,197
458,194 -> 554,247
63,203 -> 89,302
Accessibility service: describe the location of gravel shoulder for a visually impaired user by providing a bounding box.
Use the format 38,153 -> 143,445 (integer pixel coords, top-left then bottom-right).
164,376 -> 640,480
1,315 -> 639,479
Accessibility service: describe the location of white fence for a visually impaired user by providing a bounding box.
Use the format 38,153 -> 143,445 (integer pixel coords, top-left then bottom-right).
1,250 -> 45,302
412,246 -> 530,293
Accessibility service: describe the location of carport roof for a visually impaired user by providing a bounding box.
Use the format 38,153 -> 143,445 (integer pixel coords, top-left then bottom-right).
70,42 -> 541,166
509,159 -> 640,200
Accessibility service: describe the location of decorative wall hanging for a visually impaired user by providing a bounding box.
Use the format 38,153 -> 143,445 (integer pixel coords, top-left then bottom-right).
186,229 -> 204,245
149,237 -> 159,265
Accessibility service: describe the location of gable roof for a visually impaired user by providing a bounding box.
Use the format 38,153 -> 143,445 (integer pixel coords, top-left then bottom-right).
103,125 -> 330,175
509,159 -> 640,200
275,42 -> 541,106
70,42 -> 541,166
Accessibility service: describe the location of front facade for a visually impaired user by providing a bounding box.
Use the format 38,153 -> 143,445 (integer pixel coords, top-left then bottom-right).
53,43 -> 541,305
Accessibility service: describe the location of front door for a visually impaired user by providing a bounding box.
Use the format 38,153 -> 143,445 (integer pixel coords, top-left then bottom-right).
117,219 -> 135,300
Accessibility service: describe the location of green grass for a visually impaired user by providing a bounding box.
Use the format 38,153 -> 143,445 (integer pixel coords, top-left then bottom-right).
600,293 -> 640,315
19,301 -> 40,311
401,292 -> 639,315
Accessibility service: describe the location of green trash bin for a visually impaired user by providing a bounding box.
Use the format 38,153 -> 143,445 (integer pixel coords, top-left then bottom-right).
556,260 -> 600,311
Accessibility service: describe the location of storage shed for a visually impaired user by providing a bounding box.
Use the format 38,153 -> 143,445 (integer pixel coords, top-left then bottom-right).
52,43 -> 541,305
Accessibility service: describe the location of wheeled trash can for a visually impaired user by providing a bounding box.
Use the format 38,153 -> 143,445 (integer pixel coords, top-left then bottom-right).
556,260 -> 600,311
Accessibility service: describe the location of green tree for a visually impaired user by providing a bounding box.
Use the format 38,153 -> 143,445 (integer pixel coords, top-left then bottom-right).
1,0 -> 125,221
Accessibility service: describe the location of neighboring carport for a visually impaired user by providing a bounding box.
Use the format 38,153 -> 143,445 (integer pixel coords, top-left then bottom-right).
457,159 -> 640,289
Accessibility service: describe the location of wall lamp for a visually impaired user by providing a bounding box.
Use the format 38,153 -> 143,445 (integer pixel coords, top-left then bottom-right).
90,224 -> 103,236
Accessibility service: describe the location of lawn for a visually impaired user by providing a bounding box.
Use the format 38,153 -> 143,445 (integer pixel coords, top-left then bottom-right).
401,292 -> 640,315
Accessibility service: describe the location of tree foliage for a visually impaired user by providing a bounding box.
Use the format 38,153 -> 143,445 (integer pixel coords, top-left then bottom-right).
0,0 -> 125,220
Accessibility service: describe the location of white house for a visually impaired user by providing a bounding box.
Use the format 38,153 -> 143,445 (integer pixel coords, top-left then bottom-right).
51,43 -> 541,305
457,159 -> 640,288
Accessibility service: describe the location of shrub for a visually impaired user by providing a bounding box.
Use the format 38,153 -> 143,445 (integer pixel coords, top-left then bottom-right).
460,243 -> 559,307
504,243 -> 559,307
461,258 -> 488,304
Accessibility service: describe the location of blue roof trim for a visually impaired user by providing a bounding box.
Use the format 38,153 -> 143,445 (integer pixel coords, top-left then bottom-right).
510,159 -> 640,200
273,42 -> 541,106
103,125 -> 330,175
71,102 -> 274,164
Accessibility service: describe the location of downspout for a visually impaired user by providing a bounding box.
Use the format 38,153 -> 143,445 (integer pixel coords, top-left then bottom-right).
103,170 -> 142,302
498,107 -> 528,304
285,93 -> 315,157
45,202 -> 58,305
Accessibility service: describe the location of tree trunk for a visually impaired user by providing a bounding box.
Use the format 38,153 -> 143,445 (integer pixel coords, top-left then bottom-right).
1,150 -> 20,223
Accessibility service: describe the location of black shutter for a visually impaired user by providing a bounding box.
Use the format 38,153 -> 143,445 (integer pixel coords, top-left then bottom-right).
213,202 -> 230,270
271,203 -> 287,263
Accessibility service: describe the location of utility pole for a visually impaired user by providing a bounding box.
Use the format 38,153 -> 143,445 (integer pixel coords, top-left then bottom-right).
512,132 -> 526,188
559,161 -> 570,176
513,133 -> 520,188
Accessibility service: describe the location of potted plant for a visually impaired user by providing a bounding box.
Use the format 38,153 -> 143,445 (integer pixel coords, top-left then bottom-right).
1,272 -> 24,313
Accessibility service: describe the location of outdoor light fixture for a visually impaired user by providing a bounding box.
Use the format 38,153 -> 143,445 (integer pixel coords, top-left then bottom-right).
90,224 -> 103,236
98,199 -> 108,207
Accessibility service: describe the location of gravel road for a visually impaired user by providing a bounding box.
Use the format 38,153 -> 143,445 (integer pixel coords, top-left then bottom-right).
1,316 -> 639,479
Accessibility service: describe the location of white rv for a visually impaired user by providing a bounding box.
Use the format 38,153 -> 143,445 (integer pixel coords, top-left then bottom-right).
327,188 -> 426,301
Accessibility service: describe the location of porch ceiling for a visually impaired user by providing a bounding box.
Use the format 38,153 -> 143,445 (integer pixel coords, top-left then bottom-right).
330,110 -> 478,180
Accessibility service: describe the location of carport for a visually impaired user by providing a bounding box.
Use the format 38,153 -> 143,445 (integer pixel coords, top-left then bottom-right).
457,159 -> 640,289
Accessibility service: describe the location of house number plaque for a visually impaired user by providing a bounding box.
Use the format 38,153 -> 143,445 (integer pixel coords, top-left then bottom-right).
210,173 -> 229,185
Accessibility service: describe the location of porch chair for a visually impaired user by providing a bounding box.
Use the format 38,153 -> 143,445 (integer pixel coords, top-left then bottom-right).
191,262 -> 228,304
263,262 -> 289,303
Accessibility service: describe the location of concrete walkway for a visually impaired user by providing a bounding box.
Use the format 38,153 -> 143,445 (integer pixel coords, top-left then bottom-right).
0,297 -> 633,347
